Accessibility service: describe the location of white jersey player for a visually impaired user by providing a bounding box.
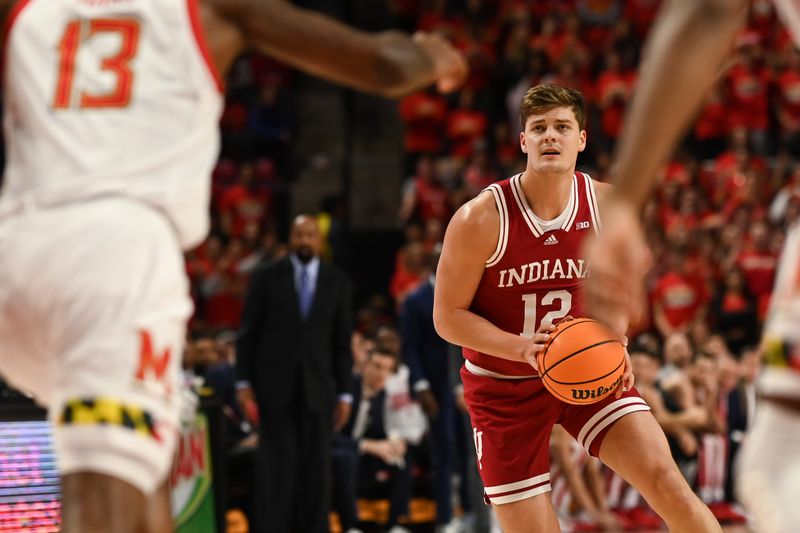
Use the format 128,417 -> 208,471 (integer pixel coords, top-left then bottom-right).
0,0 -> 467,531
583,1 -> 800,531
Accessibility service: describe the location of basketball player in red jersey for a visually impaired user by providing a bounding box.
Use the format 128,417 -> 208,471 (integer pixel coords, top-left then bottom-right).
0,1 -> 466,532
434,84 -> 720,532
584,1 -> 800,530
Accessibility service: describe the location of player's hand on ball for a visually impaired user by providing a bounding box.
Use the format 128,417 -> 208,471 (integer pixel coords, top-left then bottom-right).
522,322 -> 555,373
614,343 -> 635,399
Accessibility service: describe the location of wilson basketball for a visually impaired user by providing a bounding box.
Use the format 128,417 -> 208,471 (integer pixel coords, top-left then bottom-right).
536,318 -> 625,405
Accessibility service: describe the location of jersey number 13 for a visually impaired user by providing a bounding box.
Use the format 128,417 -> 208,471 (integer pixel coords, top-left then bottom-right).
53,19 -> 140,110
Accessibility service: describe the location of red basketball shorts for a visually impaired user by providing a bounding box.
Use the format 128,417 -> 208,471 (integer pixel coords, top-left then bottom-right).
461,363 -> 650,505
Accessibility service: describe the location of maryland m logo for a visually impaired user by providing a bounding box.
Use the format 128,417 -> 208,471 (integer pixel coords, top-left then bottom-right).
136,330 -> 172,395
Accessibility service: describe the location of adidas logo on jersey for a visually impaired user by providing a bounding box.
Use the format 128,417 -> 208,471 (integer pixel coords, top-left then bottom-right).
543,235 -> 558,245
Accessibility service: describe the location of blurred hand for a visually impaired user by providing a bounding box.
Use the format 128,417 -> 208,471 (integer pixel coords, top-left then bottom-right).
236,385 -> 259,427
417,389 -> 439,418
614,344 -> 635,399
593,510 -> 622,532
676,429 -> 698,456
522,322 -> 555,373
365,439 -> 404,463
333,400 -> 352,432
684,405 -> 709,427
413,32 -> 469,93
583,201 -> 651,336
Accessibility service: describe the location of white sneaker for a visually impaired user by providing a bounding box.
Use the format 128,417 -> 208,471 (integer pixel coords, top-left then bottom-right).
386,526 -> 412,533
436,517 -> 464,533
345,529 -> 365,533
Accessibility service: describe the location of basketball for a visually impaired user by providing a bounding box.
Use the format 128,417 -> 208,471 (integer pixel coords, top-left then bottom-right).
536,318 -> 626,405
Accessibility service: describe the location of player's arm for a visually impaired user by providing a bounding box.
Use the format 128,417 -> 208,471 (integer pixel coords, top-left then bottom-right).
610,0 -> 748,209
200,0 -> 467,97
433,193 -> 547,364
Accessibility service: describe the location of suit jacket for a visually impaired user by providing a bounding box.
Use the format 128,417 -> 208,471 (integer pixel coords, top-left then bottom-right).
339,375 -> 388,443
236,256 -> 353,413
400,279 -> 452,400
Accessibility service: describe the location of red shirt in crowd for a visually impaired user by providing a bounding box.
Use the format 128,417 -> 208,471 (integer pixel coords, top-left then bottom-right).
414,176 -> 451,224
218,185 -> 270,238
447,108 -> 488,159
774,66 -> 800,133
726,61 -> 770,131
652,271 -> 709,331
736,249 -> 777,301
399,91 -> 448,154
596,69 -> 635,139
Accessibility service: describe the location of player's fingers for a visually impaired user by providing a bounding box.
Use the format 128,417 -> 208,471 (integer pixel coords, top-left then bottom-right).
624,371 -> 635,392
614,378 -> 626,399
523,353 -> 540,372
532,332 -> 551,344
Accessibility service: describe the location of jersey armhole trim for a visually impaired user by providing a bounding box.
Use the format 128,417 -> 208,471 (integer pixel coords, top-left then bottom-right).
186,0 -> 224,93
1,0 -> 32,85
485,184 -> 509,267
584,173 -> 601,234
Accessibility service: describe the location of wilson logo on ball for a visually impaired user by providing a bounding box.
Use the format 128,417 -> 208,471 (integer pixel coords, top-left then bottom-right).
571,374 -> 623,401
536,317 -> 626,405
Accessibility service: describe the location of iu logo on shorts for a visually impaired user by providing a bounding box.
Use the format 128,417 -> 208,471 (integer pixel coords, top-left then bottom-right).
136,330 -> 172,396
473,427 -> 484,470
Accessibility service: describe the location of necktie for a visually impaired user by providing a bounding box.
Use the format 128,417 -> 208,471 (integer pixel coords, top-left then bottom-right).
298,267 -> 313,319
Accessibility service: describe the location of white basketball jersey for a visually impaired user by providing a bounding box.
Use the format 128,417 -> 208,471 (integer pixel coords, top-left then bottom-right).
1,0 -> 223,249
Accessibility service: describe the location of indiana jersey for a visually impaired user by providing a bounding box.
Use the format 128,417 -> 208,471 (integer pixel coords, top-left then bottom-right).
1,0 -> 223,248
464,172 -> 601,377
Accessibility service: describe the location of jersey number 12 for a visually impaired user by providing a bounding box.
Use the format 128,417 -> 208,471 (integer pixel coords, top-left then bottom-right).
53,19 -> 140,110
521,290 -> 572,337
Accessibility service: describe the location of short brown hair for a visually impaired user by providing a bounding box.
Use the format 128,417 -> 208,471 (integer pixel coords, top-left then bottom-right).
519,84 -> 586,130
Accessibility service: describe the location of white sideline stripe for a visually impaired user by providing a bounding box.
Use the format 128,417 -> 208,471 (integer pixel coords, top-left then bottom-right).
465,359 -> 538,380
577,397 -> 648,445
484,472 -> 551,495
488,483 -> 551,505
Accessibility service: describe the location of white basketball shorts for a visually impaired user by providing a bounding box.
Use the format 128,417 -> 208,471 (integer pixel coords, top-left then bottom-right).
0,197 -> 192,494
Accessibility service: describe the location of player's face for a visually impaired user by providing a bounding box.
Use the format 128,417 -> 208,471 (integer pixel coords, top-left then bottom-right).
520,106 -> 586,175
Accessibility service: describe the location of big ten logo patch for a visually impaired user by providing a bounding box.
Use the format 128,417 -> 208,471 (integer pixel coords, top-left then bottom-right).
136,330 -> 173,397
473,427 -> 484,470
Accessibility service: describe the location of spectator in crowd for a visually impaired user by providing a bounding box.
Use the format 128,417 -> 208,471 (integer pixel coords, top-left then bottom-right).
400,246 -> 469,533
549,425 -> 620,531
651,248 -> 709,338
733,220 -> 778,319
247,78 -> 293,175
631,344 -> 707,483
390,242 -> 430,308
332,347 -> 413,533
236,214 -> 354,533
399,156 -> 453,226
709,267 -> 759,355
399,89 -> 449,174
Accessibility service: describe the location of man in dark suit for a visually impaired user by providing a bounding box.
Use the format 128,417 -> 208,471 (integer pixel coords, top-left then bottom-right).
236,214 -> 354,533
399,247 -> 470,531
332,347 -> 412,533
